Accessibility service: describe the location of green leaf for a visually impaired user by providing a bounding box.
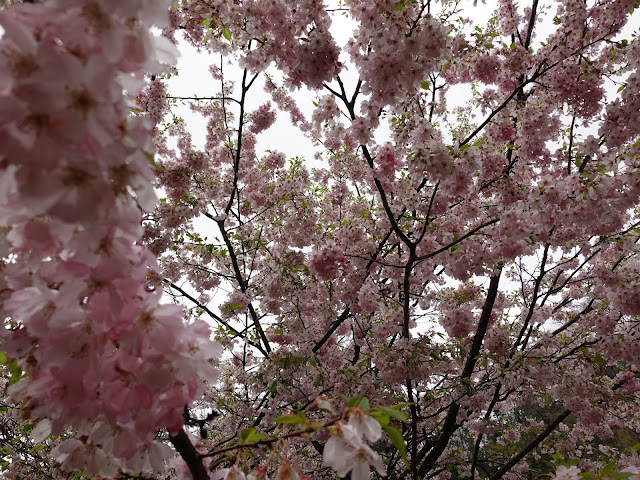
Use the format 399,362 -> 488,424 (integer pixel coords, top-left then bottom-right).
347,396 -> 370,410
600,462 -> 616,476
617,84 -> 626,92
395,2 -> 405,11
275,412 -> 307,424
598,462 -> 634,479
0,352 -> 6,365
420,81 -> 430,90
239,427 -> 254,441
222,27 -> 232,41
375,406 -> 410,422
382,425 -> 409,468
239,428 -> 266,443
7,360 -> 23,387
368,411 -> 391,426
337,393 -> 349,403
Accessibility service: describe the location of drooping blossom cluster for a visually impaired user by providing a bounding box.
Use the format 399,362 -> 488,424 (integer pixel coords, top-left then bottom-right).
249,102 -> 277,134
346,0 -> 450,112
374,143 -> 402,186
0,0 -> 219,476
309,246 -> 347,281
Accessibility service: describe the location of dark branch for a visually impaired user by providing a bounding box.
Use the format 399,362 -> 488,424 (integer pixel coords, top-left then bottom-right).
488,409 -> 571,480
170,428 -> 209,480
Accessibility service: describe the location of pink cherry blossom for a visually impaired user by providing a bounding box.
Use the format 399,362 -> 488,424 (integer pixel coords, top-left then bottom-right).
249,103 -> 277,134
323,425 -> 386,480
346,408 -> 382,443
275,461 -> 302,480
554,465 -> 582,480
309,246 -> 347,281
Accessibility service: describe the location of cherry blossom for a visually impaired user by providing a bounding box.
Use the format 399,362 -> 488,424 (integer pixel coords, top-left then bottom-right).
553,465 -> 582,480
323,424 -> 386,480
275,461 -> 303,480
309,245 -> 347,281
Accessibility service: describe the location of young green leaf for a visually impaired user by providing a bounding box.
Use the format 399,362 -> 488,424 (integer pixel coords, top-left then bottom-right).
375,406 -> 410,423
383,424 -> 409,469
275,412 -> 307,424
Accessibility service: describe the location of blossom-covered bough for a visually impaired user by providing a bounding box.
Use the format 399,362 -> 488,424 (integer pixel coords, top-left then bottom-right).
1,0 -> 640,479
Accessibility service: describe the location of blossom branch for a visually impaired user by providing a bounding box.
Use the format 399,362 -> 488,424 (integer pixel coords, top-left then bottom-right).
201,418 -> 340,458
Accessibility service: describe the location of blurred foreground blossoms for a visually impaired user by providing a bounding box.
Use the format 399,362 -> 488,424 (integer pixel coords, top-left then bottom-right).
0,0 -> 220,476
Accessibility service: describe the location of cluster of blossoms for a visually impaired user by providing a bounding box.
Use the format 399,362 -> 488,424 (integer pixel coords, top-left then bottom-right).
374,143 -> 402,187
172,0 -> 341,89
0,0 -> 219,476
345,0 -> 450,112
309,246 -> 347,281
249,102 -> 277,134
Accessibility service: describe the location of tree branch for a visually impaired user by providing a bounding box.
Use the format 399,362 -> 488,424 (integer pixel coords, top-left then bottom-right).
417,271 -> 502,475
488,409 -> 571,480
170,428 -> 209,480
